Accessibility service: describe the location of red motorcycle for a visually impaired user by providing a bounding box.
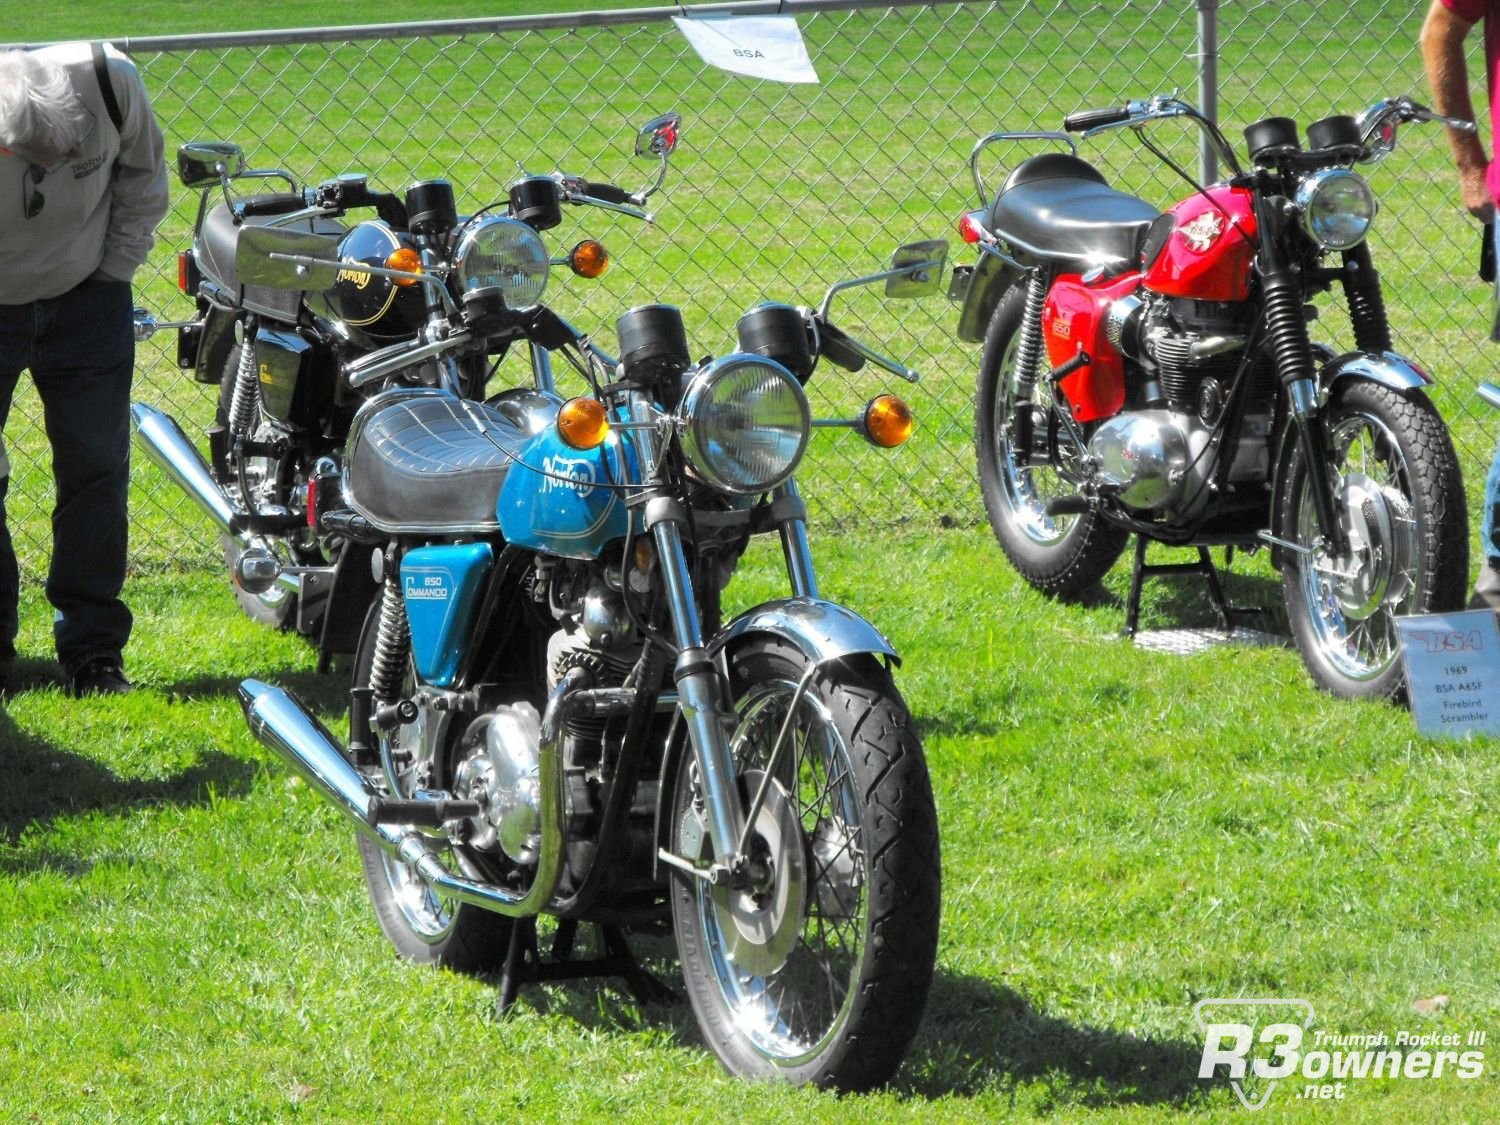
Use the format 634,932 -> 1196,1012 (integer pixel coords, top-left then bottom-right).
952,94 -> 1470,701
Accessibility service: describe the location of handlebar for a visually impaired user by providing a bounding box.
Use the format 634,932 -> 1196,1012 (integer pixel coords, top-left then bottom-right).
816,320 -> 866,373
579,180 -> 635,207
1063,106 -> 1132,133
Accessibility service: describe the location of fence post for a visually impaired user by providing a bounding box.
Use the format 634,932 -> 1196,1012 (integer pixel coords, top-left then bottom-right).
1196,0 -> 1220,182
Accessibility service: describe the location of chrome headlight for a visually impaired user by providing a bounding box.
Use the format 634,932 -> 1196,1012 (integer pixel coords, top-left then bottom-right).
678,355 -> 811,494
453,216 -> 549,310
1296,168 -> 1376,250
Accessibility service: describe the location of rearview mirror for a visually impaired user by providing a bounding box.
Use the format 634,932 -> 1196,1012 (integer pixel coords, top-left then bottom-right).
236,226 -> 341,290
885,239 -> 949,299
635,112 -> 681,159
177,141 -> 245,189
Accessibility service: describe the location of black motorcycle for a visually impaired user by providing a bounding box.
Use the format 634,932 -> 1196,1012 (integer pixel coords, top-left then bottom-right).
132,113 -> 680,657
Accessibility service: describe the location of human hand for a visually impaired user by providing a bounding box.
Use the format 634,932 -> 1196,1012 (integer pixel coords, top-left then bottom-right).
1460,164 -> 1496,222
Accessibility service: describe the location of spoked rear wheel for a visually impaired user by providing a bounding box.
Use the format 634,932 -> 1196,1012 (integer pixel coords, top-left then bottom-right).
976,284 -> 1127,596
351,602 -> 511,971
1281,380 -> 1467,700
668,639 -> 940,1090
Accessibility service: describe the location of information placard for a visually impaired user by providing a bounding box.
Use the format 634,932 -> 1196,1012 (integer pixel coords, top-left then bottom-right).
1396,609 -> 1500,738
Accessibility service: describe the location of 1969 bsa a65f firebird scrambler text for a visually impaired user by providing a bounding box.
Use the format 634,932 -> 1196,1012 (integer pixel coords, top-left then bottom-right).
235,232 -> 947,1087
131,113 -> 679,654
952,94 -> 1470,700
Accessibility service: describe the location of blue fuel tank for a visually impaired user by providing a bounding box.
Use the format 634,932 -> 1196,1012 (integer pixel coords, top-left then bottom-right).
497,427 -> 636,559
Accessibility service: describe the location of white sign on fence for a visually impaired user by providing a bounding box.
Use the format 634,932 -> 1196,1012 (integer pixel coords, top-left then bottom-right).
1396,609 -> 1500,738
672,15 -> 820,84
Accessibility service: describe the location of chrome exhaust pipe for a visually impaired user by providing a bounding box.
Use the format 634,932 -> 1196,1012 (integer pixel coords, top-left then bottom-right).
130,401 -> 249,550
237,677 -> 578,918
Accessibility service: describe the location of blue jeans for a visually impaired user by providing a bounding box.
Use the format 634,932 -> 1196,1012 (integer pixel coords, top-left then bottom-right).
0,277 -> 133,672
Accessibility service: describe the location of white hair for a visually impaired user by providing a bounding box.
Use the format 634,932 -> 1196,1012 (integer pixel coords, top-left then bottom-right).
0,50 -> 91,164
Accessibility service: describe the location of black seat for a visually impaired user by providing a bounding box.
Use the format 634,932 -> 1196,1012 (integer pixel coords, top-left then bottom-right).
344,390 -> 545,534
989,153 -> 1159,267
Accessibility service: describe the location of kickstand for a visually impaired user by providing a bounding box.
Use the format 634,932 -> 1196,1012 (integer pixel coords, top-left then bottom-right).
495,917 -> 676,1016
1124,537 -> 1258,636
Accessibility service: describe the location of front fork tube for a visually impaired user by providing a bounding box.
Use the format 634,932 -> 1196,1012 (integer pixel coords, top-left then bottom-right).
774,481 -> 819,599
648,505 -> 746,867
1286,380 -> 1349,558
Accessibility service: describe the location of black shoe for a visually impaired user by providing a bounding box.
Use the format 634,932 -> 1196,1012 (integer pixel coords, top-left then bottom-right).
68,657 -> 131,698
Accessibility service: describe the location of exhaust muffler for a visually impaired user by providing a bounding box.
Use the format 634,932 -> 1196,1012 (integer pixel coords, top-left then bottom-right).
237,678 -> 571,917
130,402 -> 249,550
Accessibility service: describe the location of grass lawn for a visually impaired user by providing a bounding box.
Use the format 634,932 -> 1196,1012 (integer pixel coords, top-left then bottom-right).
0,532 -> 1496,1120
0,1 -> 1497,1120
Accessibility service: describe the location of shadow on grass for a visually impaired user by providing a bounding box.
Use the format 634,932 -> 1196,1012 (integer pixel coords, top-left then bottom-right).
490,931 -> 1217,1108
895,973 -> 1217,1108
0,704 -> 260,868
1120,551 -> 1289,638
155,667 -> 347,717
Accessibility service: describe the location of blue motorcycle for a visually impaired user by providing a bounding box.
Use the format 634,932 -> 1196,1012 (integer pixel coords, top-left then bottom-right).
237,224 -> 947,1088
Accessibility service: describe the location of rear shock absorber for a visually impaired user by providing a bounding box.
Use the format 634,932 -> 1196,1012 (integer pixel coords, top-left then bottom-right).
367,575 -> 411,703
1011,269 -> 1050,455
1340,244 -> 1392,354
227,318 -> 260,438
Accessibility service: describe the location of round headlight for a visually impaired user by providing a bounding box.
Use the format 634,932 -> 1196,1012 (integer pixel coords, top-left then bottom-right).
679,355 -> 811,494
1296,168 -> 1376,250
453,216 -> 549,311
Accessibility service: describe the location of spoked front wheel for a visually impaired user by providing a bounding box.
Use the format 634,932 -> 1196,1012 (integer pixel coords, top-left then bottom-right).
1281,380 -> 1468,700
667,639 -> 941,1090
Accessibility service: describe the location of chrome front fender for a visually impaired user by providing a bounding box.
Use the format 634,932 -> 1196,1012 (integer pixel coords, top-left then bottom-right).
710,596 -> 900,667
1320,350 -> 1434,394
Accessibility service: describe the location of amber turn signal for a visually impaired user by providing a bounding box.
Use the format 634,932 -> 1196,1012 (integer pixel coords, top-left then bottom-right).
568,239 -> 611,279
385,246 -> 423,286
861,394 -> 914,448
557,396 -> 610,450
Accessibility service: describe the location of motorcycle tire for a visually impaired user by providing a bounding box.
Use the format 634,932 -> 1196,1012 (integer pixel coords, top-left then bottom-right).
975,284 -> 1127,597
1280,379 -> 1468,701
350,601 -> 512,971
667,638 -> 940,1090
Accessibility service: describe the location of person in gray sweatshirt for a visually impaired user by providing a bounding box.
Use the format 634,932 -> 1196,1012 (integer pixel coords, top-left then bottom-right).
0,42 -> 168,696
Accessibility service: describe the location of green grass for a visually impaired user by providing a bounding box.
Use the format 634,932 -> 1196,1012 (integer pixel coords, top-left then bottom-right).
1,535 -> 1496,1120
2,2 -> 1499,1120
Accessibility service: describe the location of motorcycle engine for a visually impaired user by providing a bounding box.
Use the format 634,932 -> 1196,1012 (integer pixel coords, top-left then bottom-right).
451,566 -> 646,883
1096,294 -> 1276,516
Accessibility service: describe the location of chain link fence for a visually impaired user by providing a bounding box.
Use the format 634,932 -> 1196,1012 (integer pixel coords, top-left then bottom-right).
4,0 -> 1495,575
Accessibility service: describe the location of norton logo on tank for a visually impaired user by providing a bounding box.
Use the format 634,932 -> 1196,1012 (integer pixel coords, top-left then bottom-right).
541,454 -> 597,497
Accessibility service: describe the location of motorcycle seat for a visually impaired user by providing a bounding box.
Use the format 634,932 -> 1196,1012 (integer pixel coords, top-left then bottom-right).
196,197 -> 343,320
989,153 -> 1159,267
344,390 -> 540,534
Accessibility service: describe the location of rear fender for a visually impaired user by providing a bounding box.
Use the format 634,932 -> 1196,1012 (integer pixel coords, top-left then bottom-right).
957,244 -> 1021,343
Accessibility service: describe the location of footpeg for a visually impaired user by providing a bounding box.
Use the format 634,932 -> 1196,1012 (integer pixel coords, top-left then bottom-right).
1044,495 -> 1091,516
367,796 -> 482,828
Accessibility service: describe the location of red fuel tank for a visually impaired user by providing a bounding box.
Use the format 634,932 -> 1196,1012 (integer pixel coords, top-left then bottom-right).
1041,271 -> 1140,423
1141,185 -> 1258,302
